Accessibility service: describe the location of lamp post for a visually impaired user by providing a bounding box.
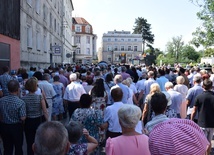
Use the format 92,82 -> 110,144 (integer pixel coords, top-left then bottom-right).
111,50 -> 114,64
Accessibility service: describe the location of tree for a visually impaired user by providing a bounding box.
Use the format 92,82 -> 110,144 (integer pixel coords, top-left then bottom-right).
166,36 -> 184,62
182,45 -> 200,62
133,17 -> 155,54
204,48 -> 214,57
190,0 -> 214,48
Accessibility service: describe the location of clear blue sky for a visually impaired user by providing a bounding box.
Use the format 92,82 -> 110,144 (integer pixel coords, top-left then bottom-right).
72,0 -> 202,51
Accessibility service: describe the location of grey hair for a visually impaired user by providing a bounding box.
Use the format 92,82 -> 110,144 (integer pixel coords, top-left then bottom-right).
69,73 -> 77,81
165,82 -> 174,89
34,121 -> 69,155
176,76 -> 185,84
43,73 -> 50,81
114,75 -> 123,83
118,104 -> 142,129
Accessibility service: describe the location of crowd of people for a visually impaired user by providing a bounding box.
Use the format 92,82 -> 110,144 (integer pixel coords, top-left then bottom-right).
0,63 -> 213,155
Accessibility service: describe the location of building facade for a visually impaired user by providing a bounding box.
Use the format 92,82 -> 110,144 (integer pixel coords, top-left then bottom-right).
72,17 -> 97,64
0,0 -> 21,73
62,0 -> 74,64
99,30 -> 143,64
20,0 -> 74,69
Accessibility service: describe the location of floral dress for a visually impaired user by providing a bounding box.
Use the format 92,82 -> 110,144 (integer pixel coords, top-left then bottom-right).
71,108 -> 104,143
67,143 -> 87,155
52,83 -> 64,115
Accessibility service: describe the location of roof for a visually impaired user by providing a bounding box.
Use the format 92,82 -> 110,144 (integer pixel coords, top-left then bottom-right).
73,17 -> 91,25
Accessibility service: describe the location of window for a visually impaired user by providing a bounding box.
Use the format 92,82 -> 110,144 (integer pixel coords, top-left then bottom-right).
43,5 -> 46,20
128,46 -> 132,51
50,13 -> 52,28
121,38 -> 124,42
134,46 -> 138,51
75,36 -> 81,44
120,46 -> 124,51
27,26 -> 32,48
27,0 -> 32,7
107,46 -> 112,51
107,55 -> 112,62
36,0 -> 40,14
86,26 -> 90,33
54,19 -> 56,32
43,35 -> 47,52
87,48 -> 90,54
58,23 -> 60,35
134,39 -> 137,42
87,36 -> 90,44
128,38 -> 131,41
108,38 -> 111,42
75,25 -> 81,32
115,38 -> 118,41
114,46 -> 118,51
76,48 -> 80,54
36,32 -> 41,51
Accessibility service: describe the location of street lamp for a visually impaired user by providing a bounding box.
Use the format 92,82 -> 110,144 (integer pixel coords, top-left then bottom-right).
111,50 -> 114,64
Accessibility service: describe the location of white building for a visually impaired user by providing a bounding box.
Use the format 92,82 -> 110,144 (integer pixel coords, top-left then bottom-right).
20,0 -> 74,68
62,0 -> 74,64
99,30 -> 143,64
72,17 -> 97,64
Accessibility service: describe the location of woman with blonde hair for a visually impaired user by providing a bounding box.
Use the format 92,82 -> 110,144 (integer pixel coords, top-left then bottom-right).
174,76 -> 188,118
142,83 -> 161,125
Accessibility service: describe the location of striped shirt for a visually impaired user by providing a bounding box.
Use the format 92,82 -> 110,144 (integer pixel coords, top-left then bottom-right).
0,94 -> 26,124
0,73 -> 14,96
22,94 -> 43,118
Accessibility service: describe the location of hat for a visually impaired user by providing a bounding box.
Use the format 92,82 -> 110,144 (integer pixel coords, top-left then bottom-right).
149,119 -> 209,155
162,91 -> 172,106
10,70 -> 16,75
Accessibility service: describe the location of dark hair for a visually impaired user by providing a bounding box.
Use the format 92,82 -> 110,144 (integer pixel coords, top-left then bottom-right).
91,78 -> 105,97
158,68 -> 165,76
79,94 -> 92,108
111,87 -> 123,102
86,78 -> 93,85
33,71 -> 43,80
21,72 -> 29,79
105,73 -> 113,83
203,79 -> 212,90
8,80 -> 20,93
53,75 -> 60,82
65,121 -> 83,143
151,92 -> 167,114
2,66 -> 9,73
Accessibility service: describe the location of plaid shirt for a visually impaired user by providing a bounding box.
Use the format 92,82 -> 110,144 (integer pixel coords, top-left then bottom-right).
0,94 -> 26,124
0,73 -> 14,96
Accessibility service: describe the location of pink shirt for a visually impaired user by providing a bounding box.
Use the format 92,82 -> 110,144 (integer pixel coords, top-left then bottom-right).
106,135 -> 151,155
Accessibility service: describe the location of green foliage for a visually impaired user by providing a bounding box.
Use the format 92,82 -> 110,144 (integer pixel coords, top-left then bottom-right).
204,48 -> 214,57
165,36 -> 184,61
182,45 -> 200,62
190,0 -> 214,48
133,17 -> 155,53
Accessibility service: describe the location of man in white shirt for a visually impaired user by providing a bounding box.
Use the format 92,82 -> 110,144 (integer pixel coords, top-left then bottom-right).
63,73 -> 86,118
104,88 -> 123,138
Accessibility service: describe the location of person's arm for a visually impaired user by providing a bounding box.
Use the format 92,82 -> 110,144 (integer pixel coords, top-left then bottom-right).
41,98 -> 49,121
186,99 -> 190,107
191,106 -> 198,120
83,128 -> 98,154
142,103 -> 149,121
100,122 -> 108,130
133,93 -> 139,105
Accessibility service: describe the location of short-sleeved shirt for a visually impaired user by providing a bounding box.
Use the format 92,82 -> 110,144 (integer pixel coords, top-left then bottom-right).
0,73 -> 14,96
186,84 -> 203,108
104,101 -> 124,133
194,91 -> 214,128
0,94 -> 26,124
22,94 -> 43,118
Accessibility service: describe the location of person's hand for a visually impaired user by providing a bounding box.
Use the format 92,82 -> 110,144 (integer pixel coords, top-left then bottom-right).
83,128 -> 89,138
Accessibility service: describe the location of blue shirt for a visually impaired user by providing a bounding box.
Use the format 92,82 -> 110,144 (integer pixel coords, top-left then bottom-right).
0,94 -> 26,124
156,76 -> 169,91
111,83 -> 130,104
168,89 -> 182,114
143,78 -> 157,96
186,84 -> 203,108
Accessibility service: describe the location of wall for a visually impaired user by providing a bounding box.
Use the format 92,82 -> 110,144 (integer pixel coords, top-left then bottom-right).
0,34 -> 20,69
